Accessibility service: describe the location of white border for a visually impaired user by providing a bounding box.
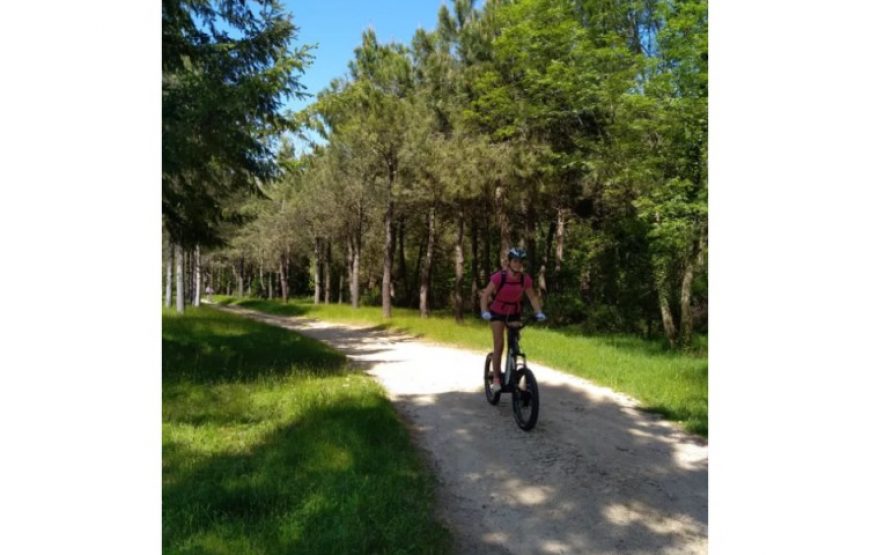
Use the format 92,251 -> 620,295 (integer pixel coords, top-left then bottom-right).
713,1 -> 870,552
0,2 -> 160,553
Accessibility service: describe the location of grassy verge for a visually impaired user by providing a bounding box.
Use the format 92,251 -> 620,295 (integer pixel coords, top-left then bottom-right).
215,296 -> 708,437
163,305 -> 451,554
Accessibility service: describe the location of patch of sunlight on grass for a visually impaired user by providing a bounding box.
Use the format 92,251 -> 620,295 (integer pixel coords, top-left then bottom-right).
181,529 -> 262,555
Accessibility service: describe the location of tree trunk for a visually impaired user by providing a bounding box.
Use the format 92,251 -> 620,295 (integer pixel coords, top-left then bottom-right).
397,217 -> 409,305
233,261 -> 245,297
188,250 -> 195,303
267,271 -> 274,299
452,209 -> 465,322
165,245 -> 173,308
678,262 -> 695,348
313,238 -> 322,305
338,275 -> 344,304
413,233 -> 424,305
257,263 -> 264,298
494,183 -> 510,266
382,166 -> 395,318
351,234 -> 360,308
352,200 -> 363,309
189,250 -> 195,303
552,207 -> 567,294
680,234 -> 707,346
346,234 -> 354,307
389,220 -> 398,304
521,193 -> 536,270
235,259 -> 244,298
580,267 -> 592,303
657,285 -> 678,348
470,218 -> 479,306
483,212 -> 492,277
279,253 -> 289,302
324,241 -> 332,304
538,221 -> 555,296
345,234 -> 352,304
193,245 -> 201,307
184,249 -> 190,303
419,205 -> 436,317
554,207 -> 566,274
175,243 -> 184,313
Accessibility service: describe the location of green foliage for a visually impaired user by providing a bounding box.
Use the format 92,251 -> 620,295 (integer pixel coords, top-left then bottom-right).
162,0 -> 312,247
194,0 -> 708,346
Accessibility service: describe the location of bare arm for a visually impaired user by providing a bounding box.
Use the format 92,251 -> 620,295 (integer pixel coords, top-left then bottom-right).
479,281 -> 496,313
525,287 -> 543,314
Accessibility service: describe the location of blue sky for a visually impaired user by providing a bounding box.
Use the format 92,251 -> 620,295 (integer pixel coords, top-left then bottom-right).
282,0 -> 449,116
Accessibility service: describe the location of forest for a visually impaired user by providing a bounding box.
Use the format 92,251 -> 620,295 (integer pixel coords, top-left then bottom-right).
163,0 -> 707,348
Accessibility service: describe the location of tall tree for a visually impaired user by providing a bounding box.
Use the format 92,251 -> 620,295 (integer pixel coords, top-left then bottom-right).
162,0 -> 311,250
628,0 -> 708,345
345,30 -> 413,317
165,241 -> 173,308
193,245 -> 202,306
174,243 -> 184,313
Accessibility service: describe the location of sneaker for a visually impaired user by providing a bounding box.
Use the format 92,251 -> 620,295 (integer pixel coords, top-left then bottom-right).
490,382 -> 502,394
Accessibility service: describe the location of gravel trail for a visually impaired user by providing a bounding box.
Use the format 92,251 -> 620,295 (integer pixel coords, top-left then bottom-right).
218,305 -> 708,555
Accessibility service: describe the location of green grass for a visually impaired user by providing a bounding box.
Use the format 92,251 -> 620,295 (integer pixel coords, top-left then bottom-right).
163,306 -> 451,554
216,296 -> 708,437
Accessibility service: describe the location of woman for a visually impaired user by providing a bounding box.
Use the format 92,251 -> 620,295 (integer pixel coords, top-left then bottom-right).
479,247 -> 546,392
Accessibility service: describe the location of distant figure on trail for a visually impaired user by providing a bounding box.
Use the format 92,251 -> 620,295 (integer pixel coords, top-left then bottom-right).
205,285 -> 214,303
479,247 -> 546,393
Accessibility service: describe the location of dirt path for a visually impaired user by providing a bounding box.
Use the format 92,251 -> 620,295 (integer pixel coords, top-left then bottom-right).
219,305 -> 708,554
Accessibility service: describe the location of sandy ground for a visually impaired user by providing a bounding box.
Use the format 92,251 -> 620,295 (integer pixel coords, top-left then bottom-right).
218,305 -> 708,554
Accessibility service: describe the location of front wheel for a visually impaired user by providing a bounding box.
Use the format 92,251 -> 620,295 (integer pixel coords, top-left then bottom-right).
484,353 -> 501,405
512,366 -> 539,431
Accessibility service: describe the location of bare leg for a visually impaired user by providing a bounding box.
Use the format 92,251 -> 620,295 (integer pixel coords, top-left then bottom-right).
491,320 -> 505,386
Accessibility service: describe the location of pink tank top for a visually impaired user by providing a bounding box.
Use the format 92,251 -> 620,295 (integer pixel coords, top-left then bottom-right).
489,271 -> 531,315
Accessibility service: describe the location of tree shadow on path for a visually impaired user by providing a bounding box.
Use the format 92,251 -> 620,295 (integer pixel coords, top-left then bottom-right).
393,385 -> 707,555
219,305 -> 708,554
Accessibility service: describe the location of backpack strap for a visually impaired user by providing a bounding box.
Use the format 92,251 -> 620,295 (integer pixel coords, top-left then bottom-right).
494,270 -> 508,298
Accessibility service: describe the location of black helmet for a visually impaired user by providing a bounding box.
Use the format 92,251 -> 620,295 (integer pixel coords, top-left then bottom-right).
507,247 -> 527,261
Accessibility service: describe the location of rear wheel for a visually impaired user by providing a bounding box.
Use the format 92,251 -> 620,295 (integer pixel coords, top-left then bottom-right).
484,353 -> 501,405
512,366 -> 539,430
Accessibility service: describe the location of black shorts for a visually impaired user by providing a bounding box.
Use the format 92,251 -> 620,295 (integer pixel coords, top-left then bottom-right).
489,310 -> 521,323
